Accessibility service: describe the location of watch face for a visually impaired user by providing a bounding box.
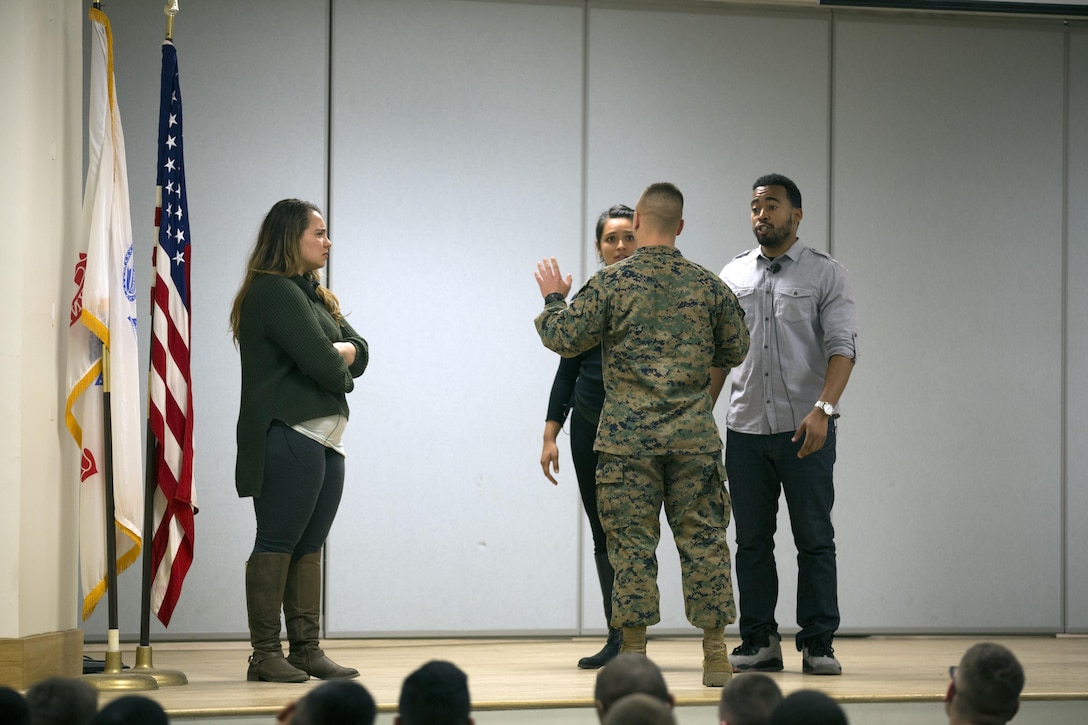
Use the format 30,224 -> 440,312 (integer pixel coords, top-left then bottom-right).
819,402 -> 834,415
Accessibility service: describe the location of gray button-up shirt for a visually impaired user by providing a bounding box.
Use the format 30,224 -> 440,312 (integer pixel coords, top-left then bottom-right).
719,241 -> 858,435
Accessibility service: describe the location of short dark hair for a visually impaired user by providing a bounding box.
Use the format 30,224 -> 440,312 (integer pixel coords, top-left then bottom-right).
398,660 -> 471,725
954,643 -> 1024,723
595,204 -> 635,243
88,695 -> 168,725
292,680 -> 377,725
0,687 -> 29,725
594,653 -> 670,714
636,183 -> 684,232
769,689 -> 846,725
603,692 -> 675,725
26,676 -> 98,725
753,174 -> 802,209
719,672 -> 783,725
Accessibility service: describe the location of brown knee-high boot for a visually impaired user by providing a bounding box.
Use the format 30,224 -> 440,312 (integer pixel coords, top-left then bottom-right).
283,553 -> 359,680
246,552 -> 309,682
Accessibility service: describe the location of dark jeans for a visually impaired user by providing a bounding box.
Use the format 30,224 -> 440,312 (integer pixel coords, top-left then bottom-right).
252,421 -> 345,560
725,425 -> 839,651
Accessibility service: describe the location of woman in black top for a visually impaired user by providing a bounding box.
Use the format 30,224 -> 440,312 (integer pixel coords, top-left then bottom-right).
540,204 -> 636,668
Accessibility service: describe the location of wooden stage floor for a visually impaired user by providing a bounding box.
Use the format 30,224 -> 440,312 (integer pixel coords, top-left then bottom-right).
83,635 -> 1088,721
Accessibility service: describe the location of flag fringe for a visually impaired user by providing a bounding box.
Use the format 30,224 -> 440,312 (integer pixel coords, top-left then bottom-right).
64,362 -> 101,446
80,522 -> 141,622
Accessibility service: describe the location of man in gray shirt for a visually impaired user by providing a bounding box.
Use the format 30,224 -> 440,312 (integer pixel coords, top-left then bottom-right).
712,174 -> 858,676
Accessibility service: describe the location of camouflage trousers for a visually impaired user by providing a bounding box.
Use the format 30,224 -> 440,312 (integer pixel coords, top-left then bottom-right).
596,451 -> 736,629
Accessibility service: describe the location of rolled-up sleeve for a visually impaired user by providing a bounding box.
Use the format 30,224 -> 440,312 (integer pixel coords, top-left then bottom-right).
820,262 -> 858,362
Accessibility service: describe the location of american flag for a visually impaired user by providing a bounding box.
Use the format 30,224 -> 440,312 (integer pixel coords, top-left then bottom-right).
149,40 -> 197,627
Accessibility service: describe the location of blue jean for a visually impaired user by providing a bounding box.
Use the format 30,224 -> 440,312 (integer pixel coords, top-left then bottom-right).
725,425 -> 838,650
252,421 -> 345,560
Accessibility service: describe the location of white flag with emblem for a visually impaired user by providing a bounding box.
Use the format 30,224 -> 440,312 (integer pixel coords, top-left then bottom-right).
65,7 -> 144,621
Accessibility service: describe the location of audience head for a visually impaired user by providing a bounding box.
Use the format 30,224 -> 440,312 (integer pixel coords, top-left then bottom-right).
602,692 -> 676,725
719,673 -> 783,725
26,676 -> 98,725
594,653 -> 673,722
89,696 -> 168,725
288,680 -> 376,725
946,642 -> 1024,725
0,687 -> 29,725
770,689 -> 847,725
395,660 -> 472,725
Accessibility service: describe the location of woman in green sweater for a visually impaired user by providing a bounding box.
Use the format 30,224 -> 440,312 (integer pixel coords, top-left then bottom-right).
229,199 -> 369,683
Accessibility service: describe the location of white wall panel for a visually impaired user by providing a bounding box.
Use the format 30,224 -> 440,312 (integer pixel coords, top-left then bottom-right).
831,14 -> 1066,632
1065,27 -> 1088,632
326,0 -> 586,635
583,4 -> 831,635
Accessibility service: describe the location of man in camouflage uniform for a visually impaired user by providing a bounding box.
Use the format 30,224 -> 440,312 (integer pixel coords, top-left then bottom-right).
534,182 -> 749,687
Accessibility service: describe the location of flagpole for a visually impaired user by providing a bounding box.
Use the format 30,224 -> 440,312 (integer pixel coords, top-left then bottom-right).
164,0 -> 177,41
76,2 -> 157,692
83,348 -> 157,692
133,0 -> 188,687
133,423 -> 187,687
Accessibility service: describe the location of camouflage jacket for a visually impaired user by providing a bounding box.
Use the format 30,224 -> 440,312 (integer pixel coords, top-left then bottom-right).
535,245 -> 749,455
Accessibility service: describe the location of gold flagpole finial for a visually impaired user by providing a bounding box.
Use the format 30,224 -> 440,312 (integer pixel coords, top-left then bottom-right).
164,0 -> 179,41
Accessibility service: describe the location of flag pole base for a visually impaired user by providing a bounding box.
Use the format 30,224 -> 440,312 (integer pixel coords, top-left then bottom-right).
132,644 -> 189,686
83,650 -> 159,691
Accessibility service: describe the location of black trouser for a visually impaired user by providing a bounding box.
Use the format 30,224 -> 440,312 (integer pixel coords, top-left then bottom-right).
571,410 -> 607,558
252,421 -> 345,560
571,410 -> 615,627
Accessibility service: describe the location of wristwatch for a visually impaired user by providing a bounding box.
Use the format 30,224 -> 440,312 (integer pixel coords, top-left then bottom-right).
814,401 -> 839,418
544,292 -> 565,305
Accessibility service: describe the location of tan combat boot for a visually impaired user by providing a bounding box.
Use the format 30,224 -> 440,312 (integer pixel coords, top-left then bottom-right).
702,627 -> 733,687
620,626 -> 647,655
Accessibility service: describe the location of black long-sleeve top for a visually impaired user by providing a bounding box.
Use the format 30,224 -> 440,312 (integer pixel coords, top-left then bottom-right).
545,345 -> 604,428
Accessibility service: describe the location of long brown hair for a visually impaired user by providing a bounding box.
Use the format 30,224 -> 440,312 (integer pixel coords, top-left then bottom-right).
229,199 -> 343,343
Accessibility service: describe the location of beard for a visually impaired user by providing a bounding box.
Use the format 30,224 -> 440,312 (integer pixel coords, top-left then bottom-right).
754,218 -> 794,250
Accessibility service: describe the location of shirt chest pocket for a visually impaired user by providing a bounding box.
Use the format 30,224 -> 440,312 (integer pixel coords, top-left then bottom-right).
732,287 -> 759,320
774,287 -> 816,323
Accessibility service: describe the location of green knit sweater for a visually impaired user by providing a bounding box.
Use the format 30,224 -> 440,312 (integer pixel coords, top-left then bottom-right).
234,274 -> 369,497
